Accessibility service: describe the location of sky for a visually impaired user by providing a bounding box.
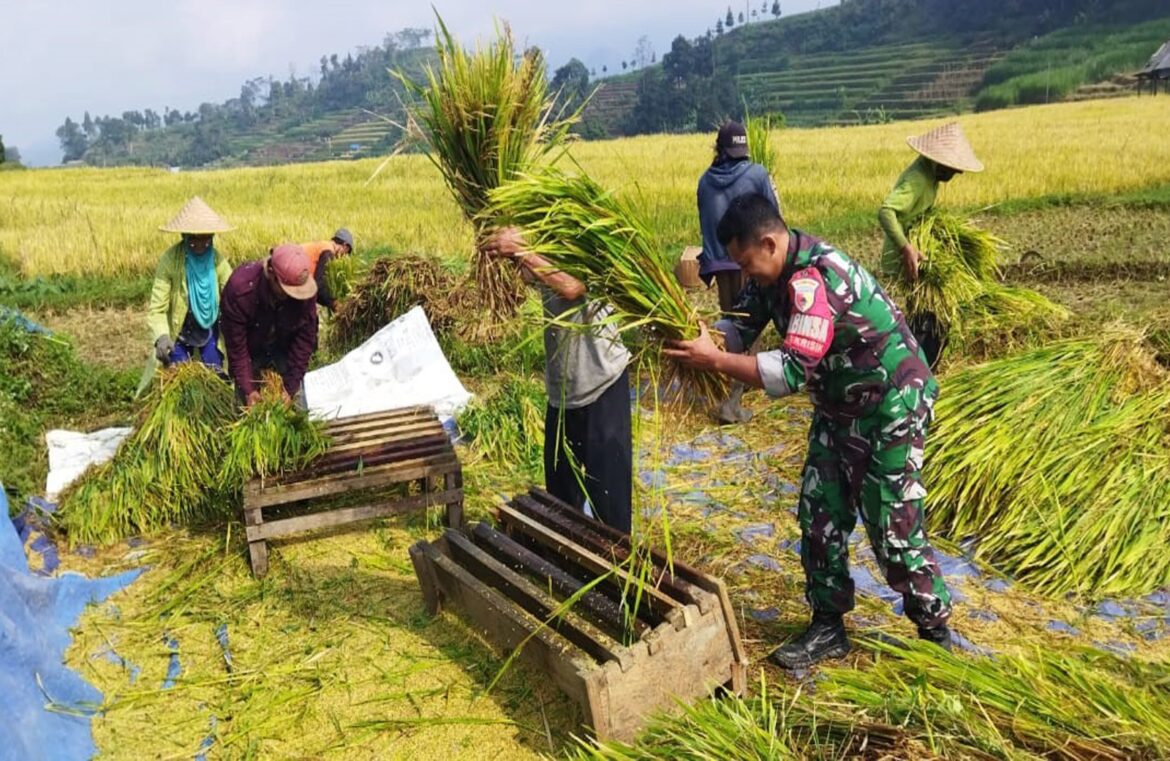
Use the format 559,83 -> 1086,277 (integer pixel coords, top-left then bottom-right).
1,0 -> 829,166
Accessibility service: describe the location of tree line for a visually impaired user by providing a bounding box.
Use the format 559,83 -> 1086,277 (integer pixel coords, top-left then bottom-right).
54,29 -> 435,167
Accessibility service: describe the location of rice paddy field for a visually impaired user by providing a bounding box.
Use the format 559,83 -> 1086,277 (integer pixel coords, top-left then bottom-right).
4,95 -> 1170,759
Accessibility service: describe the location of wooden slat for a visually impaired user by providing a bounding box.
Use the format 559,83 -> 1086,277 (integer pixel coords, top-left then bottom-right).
419,542 -> 595,710
266,439 -> 453,485
312,431 -> 449,469
495,504 -> 682,624
445,531 -> 629,668
327,420 -> 444,448
471,522 -> 645,642
247,452 -> 460,507
245,488 -> 462,541
512,494 -> 706,613
322,406 -> 434,432
529,488 -> 747,684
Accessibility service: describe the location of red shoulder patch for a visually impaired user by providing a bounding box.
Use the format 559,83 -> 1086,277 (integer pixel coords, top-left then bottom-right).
784,267 -> 834,361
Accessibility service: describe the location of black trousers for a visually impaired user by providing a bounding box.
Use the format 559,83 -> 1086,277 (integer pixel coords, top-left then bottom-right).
909,312 -> 947,370
544,369 -> 632,534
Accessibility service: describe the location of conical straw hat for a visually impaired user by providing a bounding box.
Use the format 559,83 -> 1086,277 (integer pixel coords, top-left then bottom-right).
907,122 -> 984,173
159,196 -> 234,234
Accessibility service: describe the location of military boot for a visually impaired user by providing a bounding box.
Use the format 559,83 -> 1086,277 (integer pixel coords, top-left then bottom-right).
768,611 -> 851,669
918,624 -> 953,652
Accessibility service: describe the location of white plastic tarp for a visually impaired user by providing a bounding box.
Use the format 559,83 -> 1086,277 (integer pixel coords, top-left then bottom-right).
44,428 -> 132,501
304,306 -> 472,421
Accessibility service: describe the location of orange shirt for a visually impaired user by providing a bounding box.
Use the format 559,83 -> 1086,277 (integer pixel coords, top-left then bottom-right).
299,240 -> 339,274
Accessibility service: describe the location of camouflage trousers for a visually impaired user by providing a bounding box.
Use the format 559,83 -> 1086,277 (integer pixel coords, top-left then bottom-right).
798,385 -> 952,629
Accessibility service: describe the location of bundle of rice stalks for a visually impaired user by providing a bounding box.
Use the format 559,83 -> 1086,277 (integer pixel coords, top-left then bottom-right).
927,327 -> 1170,598
220,374 -> 330,484
58,363 -> 236,544
882,210 -> 1067,358
746,113 -> 778,179
570,673 -> 909,760
58,367 -> 333,545
457,377 -> 545,481
488,169 -> 727,404
328,255 -> 474,354
323,254 -> 362,304
397,16 -> 578,319
822,639 -> 1170,759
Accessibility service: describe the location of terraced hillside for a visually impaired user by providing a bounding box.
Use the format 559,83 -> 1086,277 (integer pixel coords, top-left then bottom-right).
581,82 -> 639,137
736,40 -> 1003,127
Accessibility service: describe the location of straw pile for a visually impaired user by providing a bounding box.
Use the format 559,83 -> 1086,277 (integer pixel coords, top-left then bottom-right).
927,327 -> 1170,598
328,255 -> 474,354
488,168 -> 727,404
58,366 -> 329,545
883,210 -> 1068,358
578,640 -> 1170,760
398,16 -> 577,319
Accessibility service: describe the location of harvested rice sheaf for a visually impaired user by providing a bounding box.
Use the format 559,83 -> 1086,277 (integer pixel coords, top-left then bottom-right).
487,168 -> 727,405
883,210 -> 1068,359
220,373 -> 330,484
928,327 -> 1170,598
328,255 -> 474,354
57,366 -> 330,545
398,15 -> 578,319
58,363 -> 236,544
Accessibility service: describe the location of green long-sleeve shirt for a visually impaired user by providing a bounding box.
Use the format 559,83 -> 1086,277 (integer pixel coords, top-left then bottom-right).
878,157 -> 938,254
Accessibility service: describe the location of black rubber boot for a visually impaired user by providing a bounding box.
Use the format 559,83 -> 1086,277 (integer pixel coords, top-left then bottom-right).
768,612 -> 851,669
918,624 -> 953,652
713,381 -> 753,425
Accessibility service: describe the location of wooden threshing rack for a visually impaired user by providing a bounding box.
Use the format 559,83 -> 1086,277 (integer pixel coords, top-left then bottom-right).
243,406 -> 463,577
410,488 -> 748,742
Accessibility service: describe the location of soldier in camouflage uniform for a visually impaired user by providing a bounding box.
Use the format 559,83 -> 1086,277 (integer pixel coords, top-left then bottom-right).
665,194 -> 953,668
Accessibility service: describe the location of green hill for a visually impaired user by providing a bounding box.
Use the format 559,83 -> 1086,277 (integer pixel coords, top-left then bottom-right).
598,0 -> 1170,135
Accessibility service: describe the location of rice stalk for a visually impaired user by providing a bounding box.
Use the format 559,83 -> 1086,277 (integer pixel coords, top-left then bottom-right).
570,672 -> 910,760
57,363 -> 236,545
328,255 -> 475,354
882,210 -> 1068,359
396,14 -> 579,319
57,366 -> 331,546
746,112 -> 778,179
219,373 -> 330,484
323,254 -> 362,304
927,327 -> 1170,598
821,639 -> 1170,760
487,168 -> 727,406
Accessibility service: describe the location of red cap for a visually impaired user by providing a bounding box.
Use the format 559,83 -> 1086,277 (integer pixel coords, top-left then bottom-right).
268,244 -> 317,300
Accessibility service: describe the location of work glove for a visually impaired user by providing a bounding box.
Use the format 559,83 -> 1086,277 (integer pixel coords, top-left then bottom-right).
155,335 -> 175,364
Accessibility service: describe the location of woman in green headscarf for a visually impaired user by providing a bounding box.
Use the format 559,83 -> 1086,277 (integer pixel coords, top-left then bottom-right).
137,197 -> 233,394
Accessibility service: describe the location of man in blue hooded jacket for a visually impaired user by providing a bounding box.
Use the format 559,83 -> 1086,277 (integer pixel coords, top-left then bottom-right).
697,120 -> 782,423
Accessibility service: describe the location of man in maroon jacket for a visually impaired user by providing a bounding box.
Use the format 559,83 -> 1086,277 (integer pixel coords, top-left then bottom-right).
221,244 -> 319,406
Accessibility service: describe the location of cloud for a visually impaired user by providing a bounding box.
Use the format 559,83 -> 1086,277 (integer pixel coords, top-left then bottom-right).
1,0 -> 827,165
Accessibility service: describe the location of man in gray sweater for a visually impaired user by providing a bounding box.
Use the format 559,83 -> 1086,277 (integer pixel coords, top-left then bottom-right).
480,227 -> 632,533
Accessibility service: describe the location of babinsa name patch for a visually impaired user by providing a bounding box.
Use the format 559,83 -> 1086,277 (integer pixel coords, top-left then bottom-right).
784,267 -> 834,359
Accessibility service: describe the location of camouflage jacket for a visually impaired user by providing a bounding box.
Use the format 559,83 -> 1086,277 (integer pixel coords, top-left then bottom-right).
728,230 -> 936,419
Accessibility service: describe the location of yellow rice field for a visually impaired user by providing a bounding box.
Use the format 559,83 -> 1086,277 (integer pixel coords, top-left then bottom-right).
2,97 -> 1169,278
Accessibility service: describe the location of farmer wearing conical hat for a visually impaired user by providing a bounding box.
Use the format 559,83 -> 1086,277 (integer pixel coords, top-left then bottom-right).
665,194 -> 954,668
879,122 -> 983,367
139,197 -> 234,394
299,227 -> 354,313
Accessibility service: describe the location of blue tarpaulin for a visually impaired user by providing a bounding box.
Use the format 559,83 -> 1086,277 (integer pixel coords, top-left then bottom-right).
0,489 -> 142,761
